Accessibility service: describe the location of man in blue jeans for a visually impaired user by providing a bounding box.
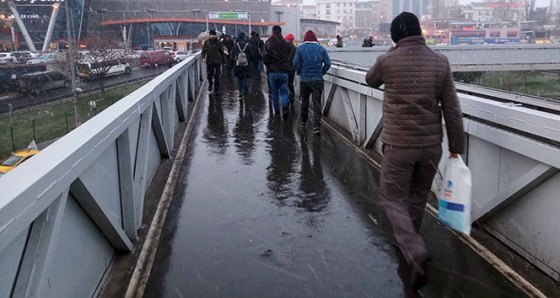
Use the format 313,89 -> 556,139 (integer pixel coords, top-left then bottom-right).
293,30 -> 331,134
263,25 -> 291,119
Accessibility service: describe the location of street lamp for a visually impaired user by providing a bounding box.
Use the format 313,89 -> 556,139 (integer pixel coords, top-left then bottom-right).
274,11 -> 283,22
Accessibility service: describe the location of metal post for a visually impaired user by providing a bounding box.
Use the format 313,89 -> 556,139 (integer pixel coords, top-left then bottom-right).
206,15 -> 209,31
32,119 -> 36,142
10,126 -> 16,152
65,0 -> 80,127
248,14 -> 251,34
42,4 -> 61,52
7,1 -> 37,52
65,111 -> 69,132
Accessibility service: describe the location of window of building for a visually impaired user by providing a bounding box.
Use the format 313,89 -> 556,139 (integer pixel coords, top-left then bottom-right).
326,10 -> 330,15
507,30 -> 517,37
326,4 -> 330,8
490,31 -> 500,37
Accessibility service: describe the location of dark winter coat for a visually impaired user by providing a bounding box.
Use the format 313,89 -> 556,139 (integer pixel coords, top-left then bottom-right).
365,36 -> 465,154
263,34 -> 291,73
231,40 -> 256,79
286,41 -> 297,72
201,38 -> 224,64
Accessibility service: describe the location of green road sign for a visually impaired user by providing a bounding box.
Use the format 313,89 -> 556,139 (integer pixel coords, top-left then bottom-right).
208,12 -> 248,20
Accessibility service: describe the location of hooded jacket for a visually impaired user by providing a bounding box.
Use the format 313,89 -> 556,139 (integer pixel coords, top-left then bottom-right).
230,32 -> 256,78
365,36 -> 465,153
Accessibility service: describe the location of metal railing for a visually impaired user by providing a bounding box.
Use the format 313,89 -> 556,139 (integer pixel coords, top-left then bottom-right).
0,54 -> 203,297
320,62 -> 560,282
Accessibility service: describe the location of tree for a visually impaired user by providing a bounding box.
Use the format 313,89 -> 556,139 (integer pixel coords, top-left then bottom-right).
524,0 -> 537,20
81,36 -> 122,100
487,0 -> 524,22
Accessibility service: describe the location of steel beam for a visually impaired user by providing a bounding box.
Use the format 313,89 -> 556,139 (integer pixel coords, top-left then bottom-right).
133,105 -> 154,228
12,191 -> 68,298
70,178 -> 133,252
340,88 -> 360,142
117,129 -> 137,239
474,164 -> 559,222
152,100 -> 171,158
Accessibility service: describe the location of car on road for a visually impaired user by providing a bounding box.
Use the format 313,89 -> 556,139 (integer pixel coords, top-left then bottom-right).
171,51 -> 189,62
139,50 -> 173,68
26,53 -> 65,64
0,148 -> 40,177
0,53 -> 17,64
16,70 -> 70,94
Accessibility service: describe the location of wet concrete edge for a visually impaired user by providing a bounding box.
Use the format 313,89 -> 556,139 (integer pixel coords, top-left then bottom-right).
97,94 -> 199,298
321,116 -> 560,297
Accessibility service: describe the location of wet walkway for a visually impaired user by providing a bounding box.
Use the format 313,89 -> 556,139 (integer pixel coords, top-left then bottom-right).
143,76 -> 527,297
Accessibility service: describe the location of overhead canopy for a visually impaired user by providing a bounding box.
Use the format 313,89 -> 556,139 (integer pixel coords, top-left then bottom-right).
101,18 -> 285,26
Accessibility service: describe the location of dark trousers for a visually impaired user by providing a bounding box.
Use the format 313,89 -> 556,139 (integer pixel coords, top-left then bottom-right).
299,80 -> 323,128
288,70 -> 295,100
207,63 -> 221,90
379,144 -> 442,266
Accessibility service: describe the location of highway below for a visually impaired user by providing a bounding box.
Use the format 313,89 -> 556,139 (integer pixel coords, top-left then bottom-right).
0,65 -> 168,115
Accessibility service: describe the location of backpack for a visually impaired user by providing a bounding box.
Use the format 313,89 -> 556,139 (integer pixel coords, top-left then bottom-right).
236,43 -> 248,67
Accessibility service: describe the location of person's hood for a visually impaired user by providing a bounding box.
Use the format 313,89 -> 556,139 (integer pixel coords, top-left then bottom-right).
237,32 -> 246,42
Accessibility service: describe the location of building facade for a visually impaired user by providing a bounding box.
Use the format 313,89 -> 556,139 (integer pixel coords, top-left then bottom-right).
316,0 -> 356,33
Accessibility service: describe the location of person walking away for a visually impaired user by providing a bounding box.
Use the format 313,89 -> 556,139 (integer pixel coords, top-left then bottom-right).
230,32 -> 255,99
249,31 -> 264,82
284,33 -> 297,106
365,12 -> 465,292
263,25 -> 291,119
201,30 -> 226,94
335,35 -> 343,47
222,34 -> 235,75
293,30 -> 331,135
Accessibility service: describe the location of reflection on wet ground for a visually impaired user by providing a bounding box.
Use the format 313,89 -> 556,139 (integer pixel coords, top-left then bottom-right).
144,75 -> 528,298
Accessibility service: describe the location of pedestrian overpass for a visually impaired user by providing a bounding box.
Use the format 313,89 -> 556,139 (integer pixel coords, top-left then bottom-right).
1,51 -> 559,297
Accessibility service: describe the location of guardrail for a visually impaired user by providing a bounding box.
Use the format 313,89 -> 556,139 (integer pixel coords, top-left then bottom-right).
320,62 -> 560,282
0,54 -> 203,297
327,44 -> 560,72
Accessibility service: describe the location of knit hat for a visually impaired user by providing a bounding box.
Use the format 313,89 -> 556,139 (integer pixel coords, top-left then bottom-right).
303,30 -> 318,42
250,31 -> 257,37
209,29 -> 217,36
272,25 -> 282,35
285,33 -> 295,41
390,12 -> 422,43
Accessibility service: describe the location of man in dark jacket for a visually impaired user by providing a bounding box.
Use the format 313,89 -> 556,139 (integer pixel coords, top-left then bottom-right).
365,12 -> 465,292
222,34 -> 235,75
201,30 -> 225,93
293,30 -> 331,134
249,31 -> 264,81
263,25 -> 291,119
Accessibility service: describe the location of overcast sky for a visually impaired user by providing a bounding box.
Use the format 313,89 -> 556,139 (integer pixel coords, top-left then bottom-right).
300,0 -> 552,8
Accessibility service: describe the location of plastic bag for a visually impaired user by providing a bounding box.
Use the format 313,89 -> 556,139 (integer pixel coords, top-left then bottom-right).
438,156 -> 472,235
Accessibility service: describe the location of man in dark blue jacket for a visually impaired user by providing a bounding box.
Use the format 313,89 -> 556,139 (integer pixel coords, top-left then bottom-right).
293,30 -> 331,134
